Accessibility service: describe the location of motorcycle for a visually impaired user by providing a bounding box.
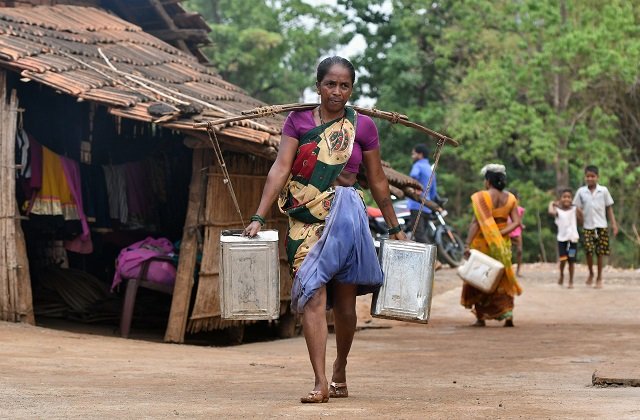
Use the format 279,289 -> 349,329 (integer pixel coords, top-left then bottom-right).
367,198 -> 466,267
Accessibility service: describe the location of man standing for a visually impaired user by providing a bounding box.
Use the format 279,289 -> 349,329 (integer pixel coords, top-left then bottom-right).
407,144 -> 441,244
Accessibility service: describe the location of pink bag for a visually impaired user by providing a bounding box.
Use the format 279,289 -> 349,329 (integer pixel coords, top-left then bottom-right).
112,237 -> 176,291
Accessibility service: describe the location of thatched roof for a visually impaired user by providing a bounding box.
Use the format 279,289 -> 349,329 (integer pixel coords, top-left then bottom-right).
0,5 -> 282,143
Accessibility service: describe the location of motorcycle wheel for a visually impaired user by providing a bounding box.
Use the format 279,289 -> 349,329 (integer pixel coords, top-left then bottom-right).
435,226 -> 465,267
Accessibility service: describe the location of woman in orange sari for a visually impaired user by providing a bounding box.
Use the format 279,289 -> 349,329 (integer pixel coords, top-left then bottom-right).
461,164 -> 523,327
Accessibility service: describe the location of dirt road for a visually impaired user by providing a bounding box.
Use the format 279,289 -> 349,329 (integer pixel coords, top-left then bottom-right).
1,263 -> 639,419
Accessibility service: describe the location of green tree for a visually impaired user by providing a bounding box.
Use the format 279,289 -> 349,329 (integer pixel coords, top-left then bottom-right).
345,0 -> 640,266
440,0 -> 640,266
184,0 -> 348,103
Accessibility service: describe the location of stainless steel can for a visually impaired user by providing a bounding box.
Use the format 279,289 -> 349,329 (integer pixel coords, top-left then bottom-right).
371,239 -> 437,323
219,229 -> 280,320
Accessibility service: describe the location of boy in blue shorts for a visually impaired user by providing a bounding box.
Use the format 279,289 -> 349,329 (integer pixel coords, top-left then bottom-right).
572,166 -> 618,289
548,189 -> 583,288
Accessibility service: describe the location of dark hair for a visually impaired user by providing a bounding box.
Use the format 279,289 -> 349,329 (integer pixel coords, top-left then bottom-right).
559,187 -> 573,196
510,189 -> 520,199
413,144 -> 429,157
316,56 -> 356,85
585,165 -> 599,175
485,171 -> 507,191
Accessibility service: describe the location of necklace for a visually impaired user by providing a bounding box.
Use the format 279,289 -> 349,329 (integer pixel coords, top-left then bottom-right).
318,107 -> 346,156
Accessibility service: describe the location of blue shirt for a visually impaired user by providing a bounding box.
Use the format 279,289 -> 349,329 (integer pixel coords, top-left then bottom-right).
407,158 -> 437,213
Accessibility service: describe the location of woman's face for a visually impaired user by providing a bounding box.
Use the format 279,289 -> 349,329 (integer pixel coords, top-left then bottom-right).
317,64 -> 353,114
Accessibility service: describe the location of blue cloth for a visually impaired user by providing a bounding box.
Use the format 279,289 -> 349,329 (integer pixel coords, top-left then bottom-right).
291,186 -> 384,313
407,158 -> 437,213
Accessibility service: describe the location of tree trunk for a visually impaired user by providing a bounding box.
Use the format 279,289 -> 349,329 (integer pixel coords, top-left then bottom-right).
553,0 -> 570,190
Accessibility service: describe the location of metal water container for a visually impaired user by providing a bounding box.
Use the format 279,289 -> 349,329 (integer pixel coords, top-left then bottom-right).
219,229 -> 280,320
371,239 -> 437,323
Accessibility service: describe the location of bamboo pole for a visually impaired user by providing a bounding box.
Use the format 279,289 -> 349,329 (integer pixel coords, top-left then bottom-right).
0,70 -> 8,321
164,148 -> 210,343
193,103 -> 459,147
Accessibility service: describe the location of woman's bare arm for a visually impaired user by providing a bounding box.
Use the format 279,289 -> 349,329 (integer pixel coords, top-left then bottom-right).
244,135 -> 298,236
362,148 -> 406,240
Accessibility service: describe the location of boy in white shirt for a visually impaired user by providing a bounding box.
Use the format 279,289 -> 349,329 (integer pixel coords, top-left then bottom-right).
549,189 -> 583,289
572,166 -> 618,289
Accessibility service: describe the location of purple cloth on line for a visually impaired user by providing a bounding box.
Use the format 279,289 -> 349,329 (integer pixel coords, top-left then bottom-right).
61,155 -> 93,254
291,186 -> 384,313
282,110 -> 379,174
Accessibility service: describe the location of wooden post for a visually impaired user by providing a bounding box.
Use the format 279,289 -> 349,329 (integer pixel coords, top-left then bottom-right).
0,70 -> 34,324
15,203 -> 34,324
164,148 -> 209,343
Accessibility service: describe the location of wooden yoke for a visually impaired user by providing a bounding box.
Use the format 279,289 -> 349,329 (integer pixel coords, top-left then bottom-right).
193,103 -> 459,147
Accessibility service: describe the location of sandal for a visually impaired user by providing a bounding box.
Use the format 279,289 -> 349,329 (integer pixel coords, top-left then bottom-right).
471,319 -> 486,327
329,382 -> 348,398
300,390 -> 329,403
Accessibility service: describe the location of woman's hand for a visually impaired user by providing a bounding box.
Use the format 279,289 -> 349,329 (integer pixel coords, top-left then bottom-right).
390,231 -> 408,241
243,221 -> 262,237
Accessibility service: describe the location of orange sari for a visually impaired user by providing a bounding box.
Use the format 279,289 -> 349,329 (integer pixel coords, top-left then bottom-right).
461,191 -> 522,320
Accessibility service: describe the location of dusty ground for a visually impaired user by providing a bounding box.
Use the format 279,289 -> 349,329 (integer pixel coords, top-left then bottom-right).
1,263 -> 639,419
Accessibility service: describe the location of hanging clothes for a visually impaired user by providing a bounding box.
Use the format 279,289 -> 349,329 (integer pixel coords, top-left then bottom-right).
29,145 -> 80,220
15,128 -> 32,178
102,164 -> 128,224
124,161 -> 153,226
61,156 -> 93,254
80,163 -> 111,230
27,144 -> 82,239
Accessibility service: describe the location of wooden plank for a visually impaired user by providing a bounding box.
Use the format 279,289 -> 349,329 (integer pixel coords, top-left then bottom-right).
147,0 -> 191,53
183,134 -> 278,161
164,148 -> 209,343
593,369 -> 640,387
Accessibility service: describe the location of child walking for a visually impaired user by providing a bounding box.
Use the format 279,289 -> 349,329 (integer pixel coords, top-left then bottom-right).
572,165 -> 618,289
548,189 -> 583,288
509,190 -> 525,276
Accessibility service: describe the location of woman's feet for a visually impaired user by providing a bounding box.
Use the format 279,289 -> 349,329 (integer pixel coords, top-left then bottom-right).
329,381 -> 349,398
300,390 -> 329,403
504,318 -> 514,327
330,360 -> 348,398
300,382 -> 329,403
471,319 -> 486,327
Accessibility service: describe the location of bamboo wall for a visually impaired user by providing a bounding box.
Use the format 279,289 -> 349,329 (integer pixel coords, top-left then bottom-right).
187,152 -> 291,334
0,70 -> 34,324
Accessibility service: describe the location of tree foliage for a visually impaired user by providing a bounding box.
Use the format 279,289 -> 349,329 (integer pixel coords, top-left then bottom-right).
183,0 -> 347,103
341,0 -> 640,266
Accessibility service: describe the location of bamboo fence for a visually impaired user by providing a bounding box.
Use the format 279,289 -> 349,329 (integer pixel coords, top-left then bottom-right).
0,70 -> 34,324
